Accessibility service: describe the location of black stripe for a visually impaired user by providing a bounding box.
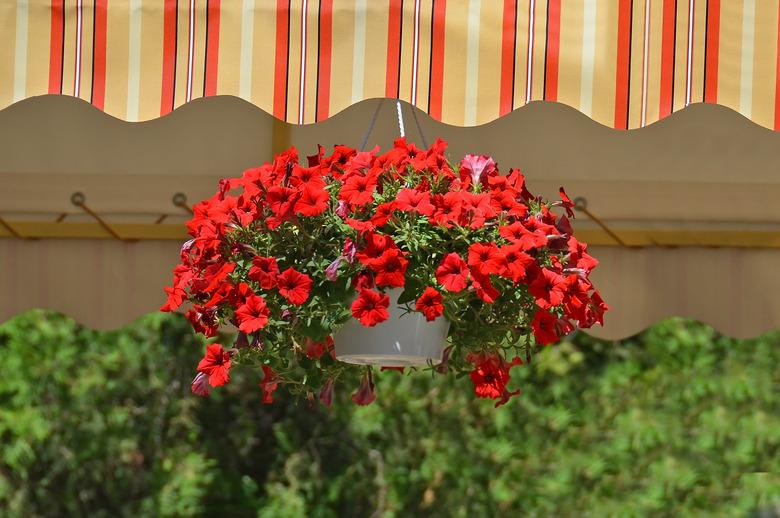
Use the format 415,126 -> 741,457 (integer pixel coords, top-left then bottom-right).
702,0 -> 709,101
172,0 -> 178,112
543,0 -> 550,99
626,0 -> 633,129
397,0 -> 404,99
203,0 -> 209,98
671,0 -> 677,112
284,0 -> 291,121
60,5 -> 65,94
427,0 -> 435,113
511,0 -> 518,109
315,0 -> 322,120
90,1 -> 97,103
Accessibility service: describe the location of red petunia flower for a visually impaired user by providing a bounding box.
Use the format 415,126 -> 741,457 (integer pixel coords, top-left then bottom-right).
319,377 -> 335,407
500,244 -> 534,283
266,185 -> 300,217
248,256 -> 280,290
351,289 -> 390,327
558,187 -> 575,218
531,309 -> 561,345
397,188 -> 435,216
197,343 -> 232,387
294,184 -> 329,216
459,154 -> 497,188
235,295 -> 270,333
467,242 -> 507,276
466,352 -> 522,407
499,222 -> 548,251
528,268 -> 567,309
415,287 -> 444,321
339,173 -> 377,207
289,164 -> 326,189
470,270 -> 501,303
370,249 -> 409,288
259,365 -> 279,404
351,370 -> 376,406
305,336 -> 335,360
435,253 -> 470,292
356,232 -> 398,265
277,267 -> 313,305
371,201 -> 398,226
191,372 -> 211,396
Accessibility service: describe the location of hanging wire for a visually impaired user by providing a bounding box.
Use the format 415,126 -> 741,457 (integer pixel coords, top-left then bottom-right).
70,192 -> 125,240
395,99 -> 406,138
573,197 -> 635,249
359,99 -> 384,151
410,105 -> 429,149
0,215 -> 25,239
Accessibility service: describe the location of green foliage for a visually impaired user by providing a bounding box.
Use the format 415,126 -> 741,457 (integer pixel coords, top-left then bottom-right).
0,312 -> 779,517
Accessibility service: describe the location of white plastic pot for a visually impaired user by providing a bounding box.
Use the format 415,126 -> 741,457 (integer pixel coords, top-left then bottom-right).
335,288 -> 450,367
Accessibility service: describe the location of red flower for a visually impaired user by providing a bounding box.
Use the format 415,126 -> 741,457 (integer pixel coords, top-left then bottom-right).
499,222 -> 548,251
435,253 -> 470,292
191,372 -> 210,396
397,188 -> 435,216
558,187 -> 575,218
415,287 -> 444,321
356,232 -> 397,265
235,295 -> 270,333
468,242 -> 507,276
277,267 -> 313,305
459,154 -> 497,187
294,184 -> 329,216
500,244 -> 534,283
259,365 -> 279,404
319,377 -> 335,407
371,201 -> 398,226
351,370 -> 376,406
266,185 -> 300,217
339,173 -> 377,206
248,256 -> 280,289
471,270 -> 500,303
531,309 -> 560,345
197,343 -> 232,387
370,249 -> 409,288
289,164 -> 326,189
466,353 -> 522,407
305,336 -> 335,360
351,289 -> 390,327
528,268 -> 567,309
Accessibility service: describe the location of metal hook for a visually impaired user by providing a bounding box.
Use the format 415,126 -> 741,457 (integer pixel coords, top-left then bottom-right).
70,191 -> 125,240
172,192 -> 194,215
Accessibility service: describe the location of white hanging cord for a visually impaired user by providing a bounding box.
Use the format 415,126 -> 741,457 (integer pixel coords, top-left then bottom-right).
395,99 -> 406,138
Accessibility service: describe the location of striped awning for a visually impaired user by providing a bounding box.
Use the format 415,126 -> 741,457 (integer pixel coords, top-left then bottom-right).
2,1 -> 780,128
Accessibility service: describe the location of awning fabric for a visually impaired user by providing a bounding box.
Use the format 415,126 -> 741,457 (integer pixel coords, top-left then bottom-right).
2,1 -> 780,128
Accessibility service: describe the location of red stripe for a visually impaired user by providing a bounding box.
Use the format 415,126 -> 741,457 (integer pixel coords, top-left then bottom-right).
614,0 -> 632,128
273,0 -> 290,120
704,0 -> 719,103
91,0 -> 108,109
428,0 -> 446,120
48,0 -> 64,94
659,0 -> 676,118
775,2 -> 780,130
544,0 -> 561,101
160,0 -> 178,115
385,0 -> 403,98
316,0 -> 333,121
204,0 -> 220,97
499,0 -> 516,115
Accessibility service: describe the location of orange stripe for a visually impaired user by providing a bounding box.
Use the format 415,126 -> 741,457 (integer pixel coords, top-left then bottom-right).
428,0 -> 446,119
659,0 -> 676,118
703,0 -> 719,103
160,0 -> 178,115
614,0 -> 632,128
204,0 -> 220,97
544,0 -> 561,101
48,0 -> 64,94
499,0 -> 516,114
91,0 -> 108,109
775,2 -> 780,130
316,0 -> 333,121
386,0 -> 403,98
273,0 -> 290,120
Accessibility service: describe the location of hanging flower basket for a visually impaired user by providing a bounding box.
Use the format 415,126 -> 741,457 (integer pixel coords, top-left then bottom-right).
162,138 -> 607,407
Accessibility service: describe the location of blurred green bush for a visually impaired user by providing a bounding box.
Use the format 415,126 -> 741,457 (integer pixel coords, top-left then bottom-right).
0,311 -> 778,517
